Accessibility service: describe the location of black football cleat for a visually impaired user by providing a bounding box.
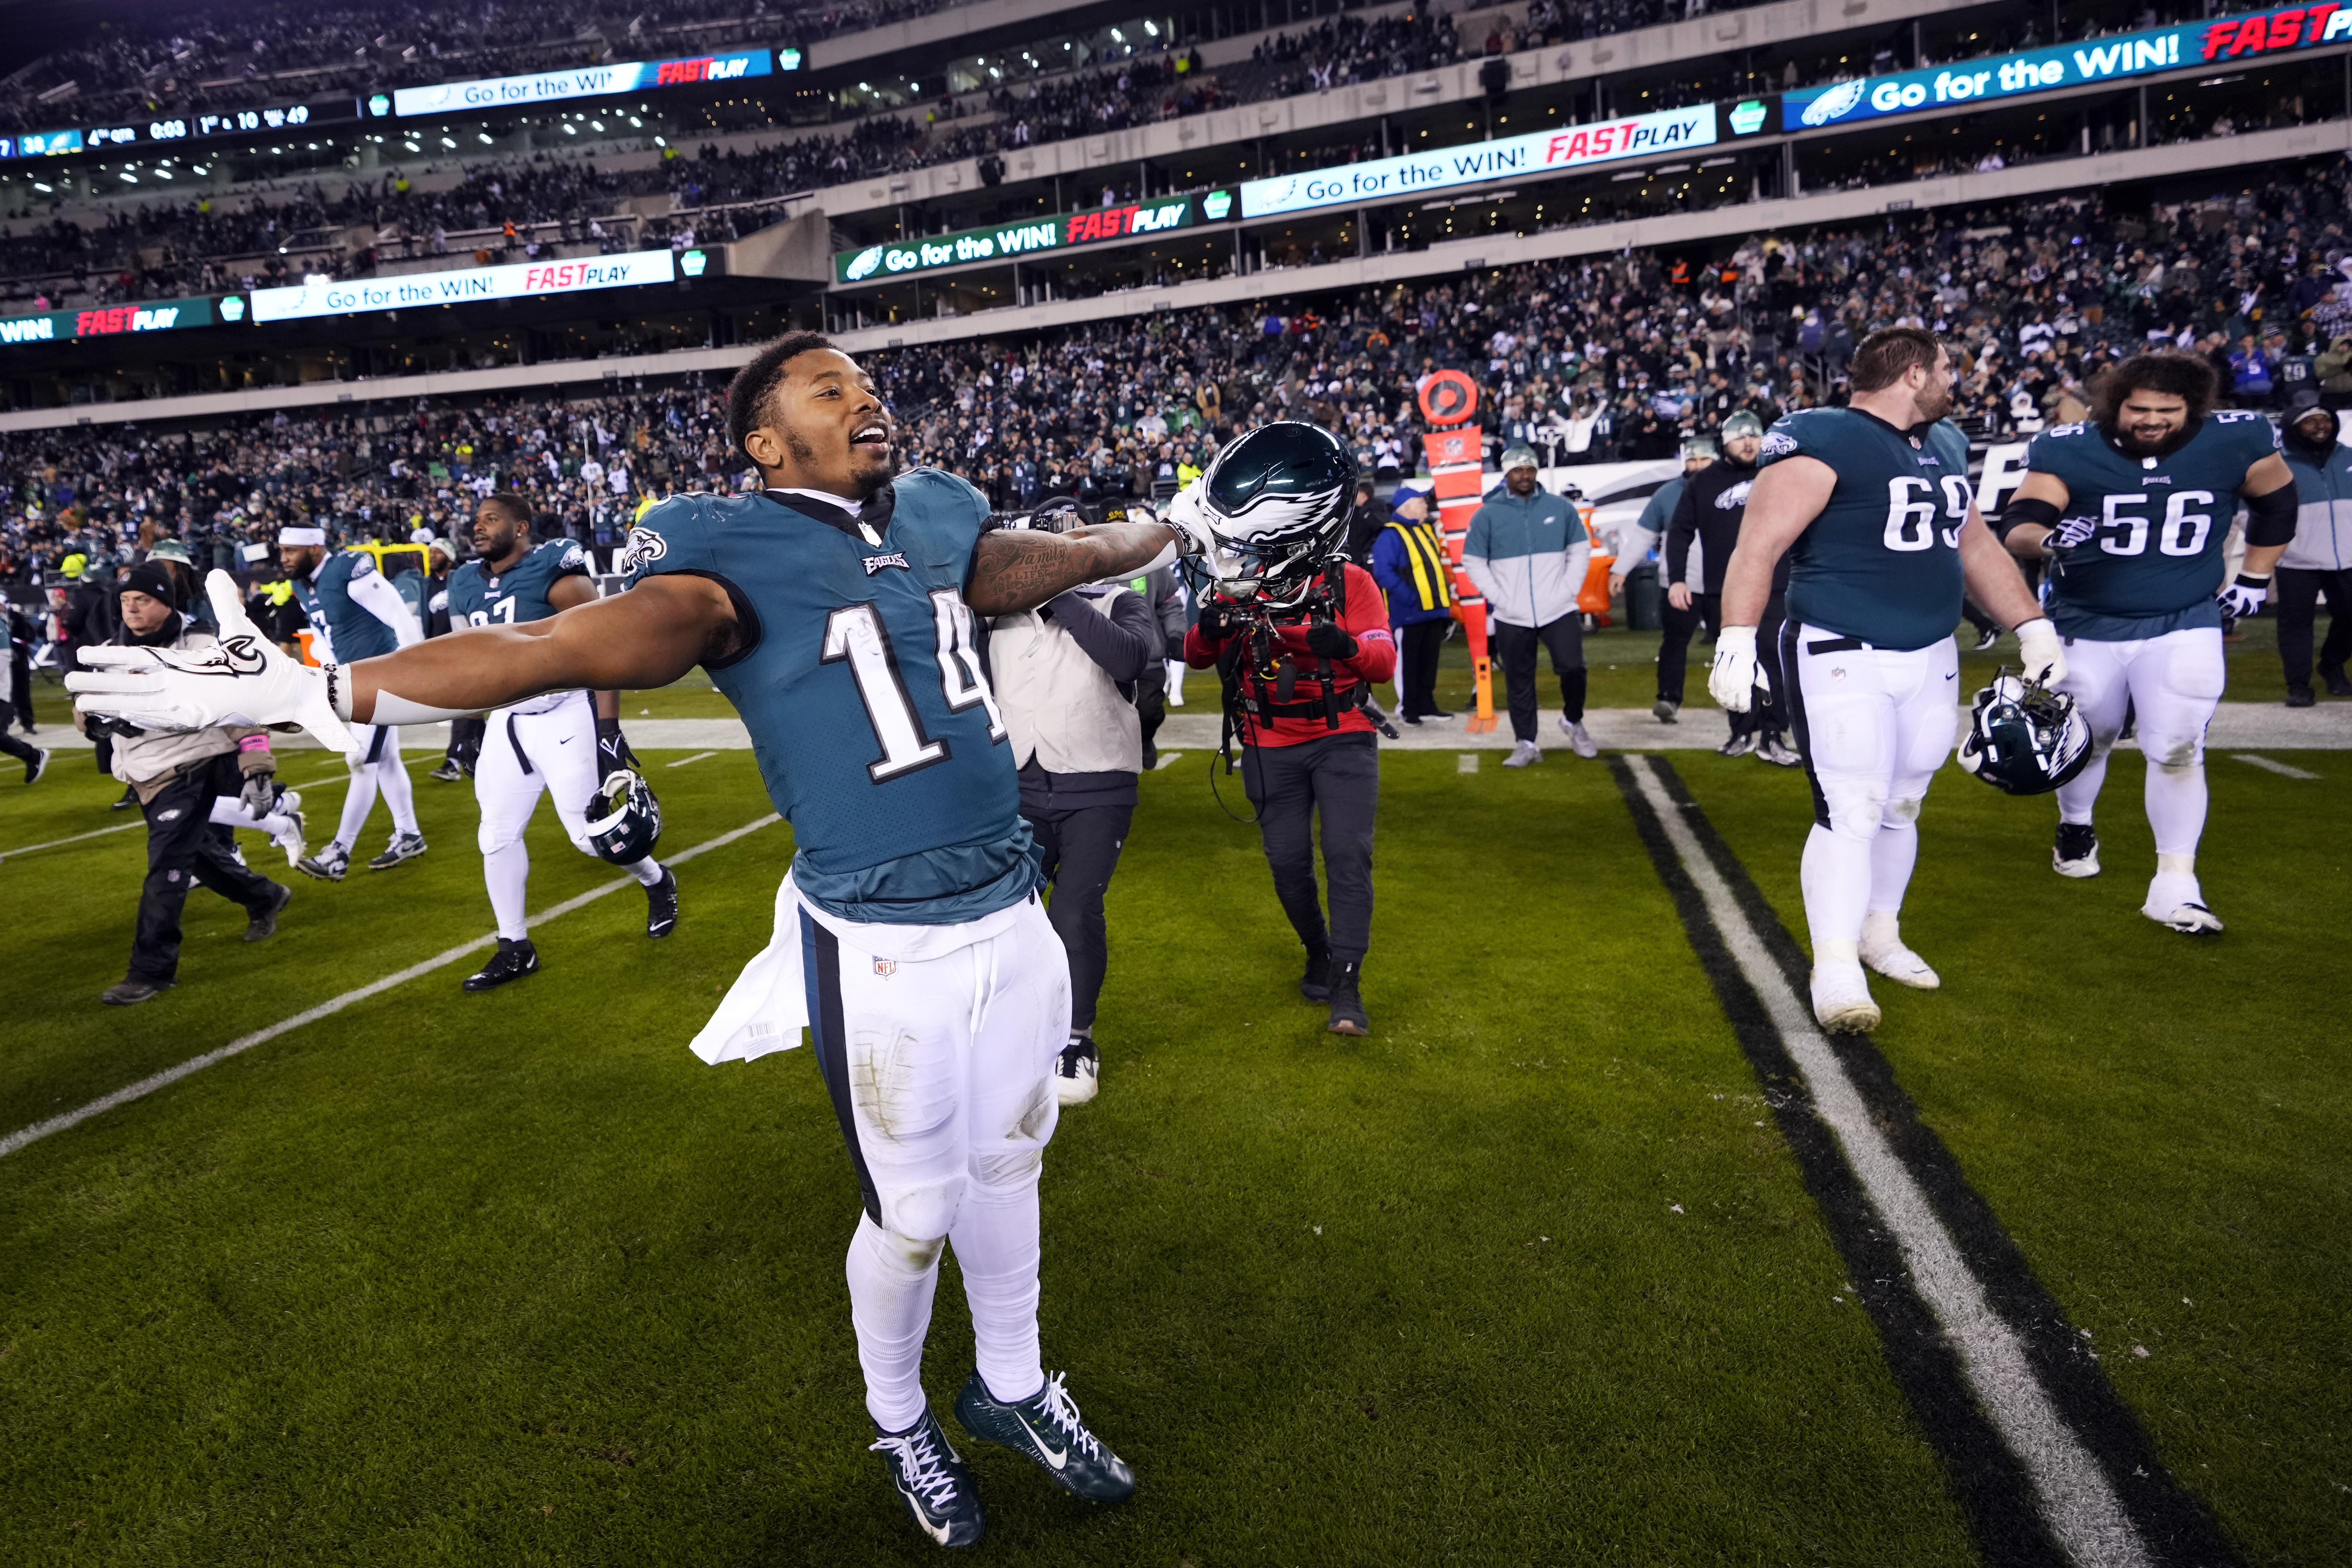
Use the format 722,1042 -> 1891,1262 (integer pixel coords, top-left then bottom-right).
244,882 -> 294,942
1299,947 -> 1332,1002
870,1408 -> 986,1548
955,1371 -> 1134,1505
101,977 -> 174,1006
24,746 -> 48,785
1325,959 -> 1369,1036
464,937 -> 540,992
644,867 -> 679,938
368,831 -> 427,870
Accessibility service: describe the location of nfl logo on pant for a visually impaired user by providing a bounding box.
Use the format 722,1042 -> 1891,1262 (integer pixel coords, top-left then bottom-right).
873,958 -> 896,978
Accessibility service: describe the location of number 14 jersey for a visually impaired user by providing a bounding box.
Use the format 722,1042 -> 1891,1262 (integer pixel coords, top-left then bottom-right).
623,472 -> 1025,926
2025,411 -> 2279,642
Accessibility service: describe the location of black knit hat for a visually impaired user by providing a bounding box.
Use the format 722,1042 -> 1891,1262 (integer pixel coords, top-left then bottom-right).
120,560 -> 180,608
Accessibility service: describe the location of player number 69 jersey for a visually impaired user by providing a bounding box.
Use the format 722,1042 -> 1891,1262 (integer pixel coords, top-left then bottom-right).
1758,407 -> 1975,651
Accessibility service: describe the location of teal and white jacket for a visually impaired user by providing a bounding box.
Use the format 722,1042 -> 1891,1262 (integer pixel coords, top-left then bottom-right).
1462,486 -> 1590,629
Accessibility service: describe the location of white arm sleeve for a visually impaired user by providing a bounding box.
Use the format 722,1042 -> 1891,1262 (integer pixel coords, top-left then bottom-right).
348,568 -> 424,648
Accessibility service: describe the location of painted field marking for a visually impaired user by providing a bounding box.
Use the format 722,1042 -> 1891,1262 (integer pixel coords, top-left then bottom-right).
1614,753 -> 2227,1568
1456,753 -> 1479,774
2233,753 -> 2320,780
0,820 -> 144,860
0,814 -> 780,1161
1153,752 -> 1183,770
666,751 -> 719,768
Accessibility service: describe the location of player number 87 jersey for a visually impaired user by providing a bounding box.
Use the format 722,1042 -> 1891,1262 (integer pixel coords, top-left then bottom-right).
446,538 -> 591,627
1758,407 -> 1974,651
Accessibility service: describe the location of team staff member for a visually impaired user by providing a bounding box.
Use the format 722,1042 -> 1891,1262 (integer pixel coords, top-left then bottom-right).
988,520 -> 1158,1104
1713,328 -> 2059,1035
97,561 -> 294,1005
1369,492 -> 1456,723
1622,437 -> 1717,723
1664,411 -> 1799,765
281,525 -> 428,878
2276,394 -> 2352,705
447,493 -> 677,991
1464,445 -> 1595,767
1181,426 -> 1397,1036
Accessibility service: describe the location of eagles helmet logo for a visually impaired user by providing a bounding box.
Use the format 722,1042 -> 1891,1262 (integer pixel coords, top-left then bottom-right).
1957,674 -> 2093,796
1758,429 -> 1800,461
1196,422 -> 1358,608
618,528 -> 669,575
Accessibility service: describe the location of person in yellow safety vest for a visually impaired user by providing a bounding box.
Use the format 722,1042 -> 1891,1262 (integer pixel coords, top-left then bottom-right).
1368,492 -> 1457,724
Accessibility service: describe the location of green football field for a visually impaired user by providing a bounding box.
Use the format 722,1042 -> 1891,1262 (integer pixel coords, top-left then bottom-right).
1,716 -> 2345,1563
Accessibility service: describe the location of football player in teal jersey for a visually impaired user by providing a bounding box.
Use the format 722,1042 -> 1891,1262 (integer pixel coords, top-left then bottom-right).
1711,328 -> 2063,1035
68,332 -> 1211,1552
281,525 -> 427,878
445,493 -> 676,990
2000,353 -> 2298,933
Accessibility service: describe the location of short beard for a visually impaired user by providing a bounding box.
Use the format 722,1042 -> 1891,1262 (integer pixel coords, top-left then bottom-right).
1914,385 -> 1954,424
2105,417 -> 2198,459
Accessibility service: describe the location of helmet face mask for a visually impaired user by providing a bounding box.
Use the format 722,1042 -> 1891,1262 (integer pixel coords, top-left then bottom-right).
1957,672 -> 2093,795
1198,422 -> 1356,607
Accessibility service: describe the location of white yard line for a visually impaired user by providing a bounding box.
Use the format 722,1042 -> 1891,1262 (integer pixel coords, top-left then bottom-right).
665,751 -> 719,768
2232,753 -> 2321,780
1152,752 -> 1183,770
1625,757 -> 2151,1568
0,814 -> 780,1161
0,820 -> 144,859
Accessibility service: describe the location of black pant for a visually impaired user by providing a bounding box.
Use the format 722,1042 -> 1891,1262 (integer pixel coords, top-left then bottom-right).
1397,619 -> 1448,717
445,714 -> 486,774
1022,800 -> 1134,1032
1493,615 -> 1587,741
1658,590 -> 1786,736
2275,566 -> 2352,689
1241,731 -> 1378,965
0,727 -> 35,766
131,751 -> 281,984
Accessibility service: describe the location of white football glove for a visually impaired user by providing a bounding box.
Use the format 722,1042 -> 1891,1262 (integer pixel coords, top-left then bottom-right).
2012,616 -> 2068,688
1707,625 -> 1764,714
2215,572 -> 2271,620
1161,479 -> 1222,560
68,569 -> 354,753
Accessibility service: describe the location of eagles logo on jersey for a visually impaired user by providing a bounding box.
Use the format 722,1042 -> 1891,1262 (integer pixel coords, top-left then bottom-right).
617,527 -> 668,575
447,539 -> 590,628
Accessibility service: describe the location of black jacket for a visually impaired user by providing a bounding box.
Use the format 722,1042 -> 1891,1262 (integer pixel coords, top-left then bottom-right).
1666,458 -> 1791,597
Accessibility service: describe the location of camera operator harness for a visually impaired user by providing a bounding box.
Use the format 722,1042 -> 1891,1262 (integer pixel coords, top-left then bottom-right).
1214,556 -> 1399,774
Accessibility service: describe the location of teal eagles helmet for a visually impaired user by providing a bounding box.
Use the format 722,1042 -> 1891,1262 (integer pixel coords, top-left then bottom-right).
585,768 -> 663,863
1196,421 -> 1357,609
1956,673 -> 2092,795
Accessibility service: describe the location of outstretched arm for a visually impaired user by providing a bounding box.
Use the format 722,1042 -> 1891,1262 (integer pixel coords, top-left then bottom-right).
346,574 -> 736,722
965,522 -> 1183,614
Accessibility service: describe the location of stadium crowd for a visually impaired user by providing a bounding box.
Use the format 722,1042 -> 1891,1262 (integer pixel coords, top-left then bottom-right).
6,162 -> 2349,593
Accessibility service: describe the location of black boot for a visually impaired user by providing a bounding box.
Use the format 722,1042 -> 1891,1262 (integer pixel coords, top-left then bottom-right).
2323,663 -> 2352,698
1325,960 -> 1368,1036
1299,946 -> 1332,1002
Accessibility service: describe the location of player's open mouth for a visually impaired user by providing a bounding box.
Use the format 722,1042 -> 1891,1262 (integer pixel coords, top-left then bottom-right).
851,424 -> 890,449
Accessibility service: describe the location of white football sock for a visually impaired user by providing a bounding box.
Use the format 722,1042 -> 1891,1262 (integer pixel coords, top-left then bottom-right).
333,760 -> 379,851
1800,822 -> 1871,958
951,1159 -> 1046,1407
2143,753 -> 2208,859
484,841 -> 530,940
1867,816 -> 1920,917
209,797 -> 263,830
2055,745 -> 2109,827
846,1213 -> 944,1432
626,855 -> 664,888
376,749 -> 419,837
1165,657 -> 1186,706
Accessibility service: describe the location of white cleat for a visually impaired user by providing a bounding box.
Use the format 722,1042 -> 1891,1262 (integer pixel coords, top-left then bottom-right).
1559,715 -> 1600,758
1859,913 -> 1940,990
2052,823 -> 2100,878
1503,740 -> 1541,768
1053,1036 -> 1099,1105
1810,961 -> 1882,1034
2142,875 -> 2223,935
270,790 -> 308,867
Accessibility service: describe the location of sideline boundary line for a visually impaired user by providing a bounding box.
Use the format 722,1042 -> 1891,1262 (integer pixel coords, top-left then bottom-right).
0,814 -> 780,1162
0,820 -> 144,860
1610,755 -> 2240,1568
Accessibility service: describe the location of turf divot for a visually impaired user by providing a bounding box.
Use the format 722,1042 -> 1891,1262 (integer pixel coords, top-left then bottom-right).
1609,754 -> 2243,1568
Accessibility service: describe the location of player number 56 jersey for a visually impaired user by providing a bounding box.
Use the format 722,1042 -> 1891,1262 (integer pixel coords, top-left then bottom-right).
2023,411 -> 2279,641
1759,408 -> 1974,651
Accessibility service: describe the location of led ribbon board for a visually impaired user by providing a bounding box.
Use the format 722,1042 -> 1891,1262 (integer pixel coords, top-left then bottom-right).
391,49 -> 771,116
1783,3 -> 2352,131
249,251 -> 677,323
1238,105 -> 1716,219
0,295 -> 230,345
3,101 -> 361,161
835,195 -> 1202,284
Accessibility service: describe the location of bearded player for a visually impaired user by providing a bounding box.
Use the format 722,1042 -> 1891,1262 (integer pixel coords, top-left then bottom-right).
446,492 -> 678,990
68,332 -> 1215,1551
1712,328 -> 2064,1034
1999,353 -> 2297,933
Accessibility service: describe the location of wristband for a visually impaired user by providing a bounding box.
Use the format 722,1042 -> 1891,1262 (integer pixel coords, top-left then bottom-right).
325,662 -> 349,719
238,733 -> 272,753
2233,571 -> 2272,587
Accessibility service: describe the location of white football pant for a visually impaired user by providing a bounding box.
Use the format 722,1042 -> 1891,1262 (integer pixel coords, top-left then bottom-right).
330,722 -> 418,851
804,896 -> 1072,1431
474,690 -> 659,940
1781,625 -> 1960,965
2054,627 -> 2224,862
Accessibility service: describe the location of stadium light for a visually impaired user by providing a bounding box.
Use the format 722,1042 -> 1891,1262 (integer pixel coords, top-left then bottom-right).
478,133 -> 494,145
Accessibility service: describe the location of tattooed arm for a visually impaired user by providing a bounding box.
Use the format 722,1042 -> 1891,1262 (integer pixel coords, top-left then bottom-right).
964,521 -> 1183,614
